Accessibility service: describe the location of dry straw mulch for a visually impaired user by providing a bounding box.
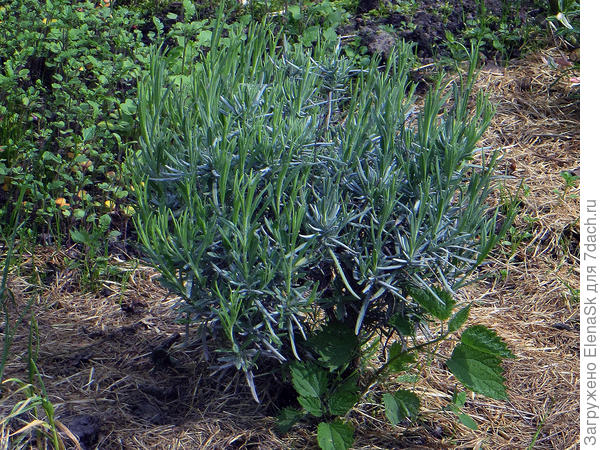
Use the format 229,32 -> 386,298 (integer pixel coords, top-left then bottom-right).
0,48 -> 579,449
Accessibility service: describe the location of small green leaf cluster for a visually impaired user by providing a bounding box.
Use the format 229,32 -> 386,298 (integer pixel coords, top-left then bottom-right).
458,1 -> 544,61
546,0 -> 579,47
277,321 -> 359,448
283,1 -> 351,47
445,390 -> 478,430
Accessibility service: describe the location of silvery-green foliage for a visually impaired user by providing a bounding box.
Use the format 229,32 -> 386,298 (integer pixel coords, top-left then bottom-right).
129,19 -> 511,401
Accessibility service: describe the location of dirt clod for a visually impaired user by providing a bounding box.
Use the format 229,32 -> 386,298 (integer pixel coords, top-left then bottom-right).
63,415 -> 101,450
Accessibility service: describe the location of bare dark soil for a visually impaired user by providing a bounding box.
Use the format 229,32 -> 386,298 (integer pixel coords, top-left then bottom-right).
346,0 -> 546,60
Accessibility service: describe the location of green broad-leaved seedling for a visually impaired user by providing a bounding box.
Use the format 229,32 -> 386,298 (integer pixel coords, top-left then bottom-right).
279,298 -> 512,449
277,321 -> 361,428
446,390 -> 479,431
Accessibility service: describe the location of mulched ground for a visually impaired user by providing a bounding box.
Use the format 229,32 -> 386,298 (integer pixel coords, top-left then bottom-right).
0,45 -> 579,449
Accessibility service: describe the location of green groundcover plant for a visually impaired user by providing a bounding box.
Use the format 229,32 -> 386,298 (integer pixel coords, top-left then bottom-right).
0,0 -> 146,233
0,0 -> 213,241
129,17 -> 516,449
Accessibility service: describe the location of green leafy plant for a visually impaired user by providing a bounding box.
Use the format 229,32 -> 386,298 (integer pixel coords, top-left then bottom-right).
278,306 -> 514,448
284,0 -> 350,47
1,0 -> 234,295
546,0 -> 579,47
501,224 -> 533,258
69,212 -> 122,291
445,390 -> 479,431
0,0 -> 149,238
554,170 -> 579,200
541,0 -> 580,96
276,322 -> 361,440
129,17 -> 516,446
460,0 -> 542,61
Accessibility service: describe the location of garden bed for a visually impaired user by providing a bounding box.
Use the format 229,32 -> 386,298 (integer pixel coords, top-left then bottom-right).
0,45 -> 579,448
